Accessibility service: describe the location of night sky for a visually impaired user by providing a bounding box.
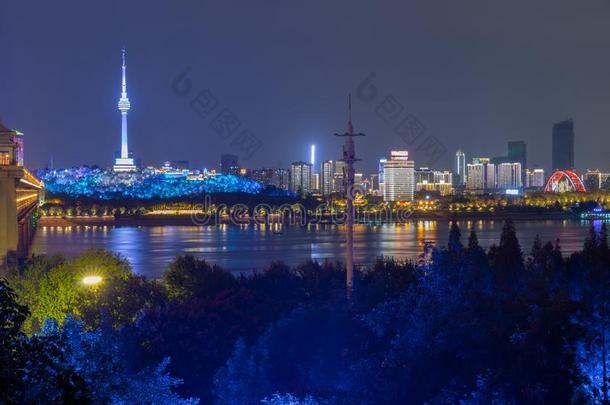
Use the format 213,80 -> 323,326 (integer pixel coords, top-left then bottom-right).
1,0 -> 609,174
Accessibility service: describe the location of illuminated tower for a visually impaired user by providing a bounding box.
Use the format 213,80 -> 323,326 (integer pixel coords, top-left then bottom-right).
455,149 -> 466,185
113,48 -> 136,172
335,95 -> 365,301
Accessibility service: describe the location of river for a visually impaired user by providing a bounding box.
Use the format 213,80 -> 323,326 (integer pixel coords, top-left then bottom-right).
31,219 -> 598,278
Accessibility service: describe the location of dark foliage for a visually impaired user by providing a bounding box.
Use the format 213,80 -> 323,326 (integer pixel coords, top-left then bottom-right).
6,220 -> 610,404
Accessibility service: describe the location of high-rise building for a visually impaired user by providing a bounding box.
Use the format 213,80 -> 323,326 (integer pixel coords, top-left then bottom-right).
249,168 -> 274,184
415,167 -> 453,196
582,170 -> 610,191
466,158 -> 495,192
552,119 -> 575,170
455,150 -> 466,185
113,49 -> 137,172
220,154 -> 239,175
333,160 -> 346,193
290,161 -> 312,194
251,168 -> 290,190
273,168 -> 290,190
321,160 -> 334,196
311,173 -> 320,192
383,151 -> 415,202
508,141 -> 526,169
525,168 -> 545,189
378,158 -> 387,196
497,162 -> 522,190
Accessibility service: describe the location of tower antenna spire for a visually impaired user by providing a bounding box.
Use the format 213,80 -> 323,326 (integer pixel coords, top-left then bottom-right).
114,48 -> 136,172
121,48 -> 127,97
347,94 -> 354,134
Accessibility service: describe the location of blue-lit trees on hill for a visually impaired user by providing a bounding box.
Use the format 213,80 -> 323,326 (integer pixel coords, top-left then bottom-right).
38,167 -> 266,199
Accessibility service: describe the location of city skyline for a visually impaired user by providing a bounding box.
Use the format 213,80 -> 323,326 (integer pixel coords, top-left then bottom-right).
2,1 -> 610,174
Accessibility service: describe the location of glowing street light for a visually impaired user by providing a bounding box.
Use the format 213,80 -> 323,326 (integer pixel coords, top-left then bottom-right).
82,275 -> 103,286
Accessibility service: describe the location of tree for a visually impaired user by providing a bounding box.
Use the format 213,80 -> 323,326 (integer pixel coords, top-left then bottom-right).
447,221 -> 464,257
162,255 -> 237,302
41,317 -> 198,404
0,278 -> 89,403
215,305 -> 369,405
9,250 -> 161,332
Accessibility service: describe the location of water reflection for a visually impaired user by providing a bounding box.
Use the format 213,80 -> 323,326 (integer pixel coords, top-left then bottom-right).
33,220 -> 595,279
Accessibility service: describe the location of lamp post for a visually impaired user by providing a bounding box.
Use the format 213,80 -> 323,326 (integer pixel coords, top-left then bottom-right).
82,275 -> 103,286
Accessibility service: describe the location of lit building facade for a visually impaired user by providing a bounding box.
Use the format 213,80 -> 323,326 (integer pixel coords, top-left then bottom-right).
311,173 -> 320,193
497,162 -> 522,190
525,169 -> 545,189
321,160 -> 334,195
333,160 -> 346,193
113,49 -> 137,172
378,158 -> 386,196
383,151 -> 415,202
455,150 -> 466,186
250,167 -> 290,190
0,124 -> 23,167
466,158 -> 495,192
582,170 -> 610,191
415,168 -> 453,196
290,161 -> 312,194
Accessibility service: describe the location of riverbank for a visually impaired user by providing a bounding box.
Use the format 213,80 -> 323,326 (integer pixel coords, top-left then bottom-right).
39,210 -> 578,227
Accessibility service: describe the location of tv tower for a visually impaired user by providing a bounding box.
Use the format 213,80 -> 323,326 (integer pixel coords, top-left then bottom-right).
335,95 -> 365,300
113,48 -> 136,172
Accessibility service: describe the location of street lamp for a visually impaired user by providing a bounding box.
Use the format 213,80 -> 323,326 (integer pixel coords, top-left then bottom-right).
82,275 -> 103,286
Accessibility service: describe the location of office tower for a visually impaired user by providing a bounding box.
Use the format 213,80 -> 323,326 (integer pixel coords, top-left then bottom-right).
220,154 -> 239,174
378,158 -> 387,195
113,49 -> 137,172
497,162 -> 522,190
321,160 -> 334,196
508,141 -> 526,169
455,150 -> 466,185
466,158 -> 495,192
333,160 -> 346,193
525,168 -> 545,188
383,151 -> 415,202
354,173 -> 363,186
552,119 -> 575,170
290,161 -> 312,194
